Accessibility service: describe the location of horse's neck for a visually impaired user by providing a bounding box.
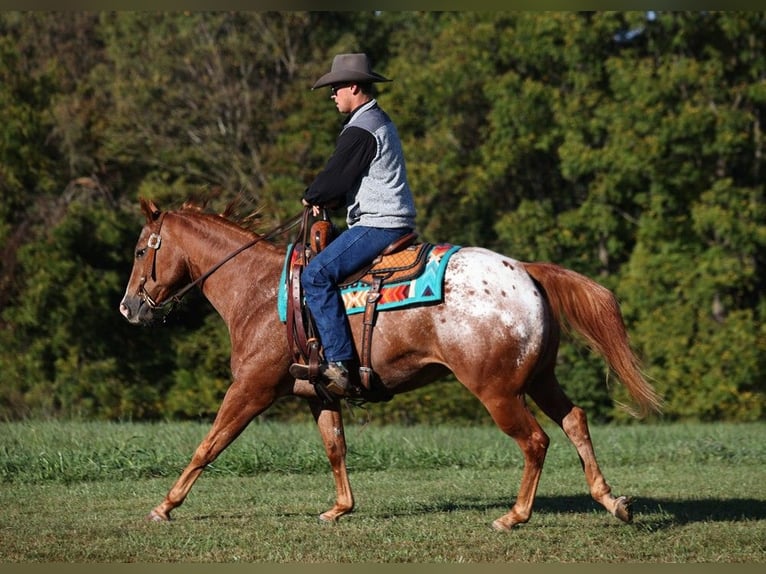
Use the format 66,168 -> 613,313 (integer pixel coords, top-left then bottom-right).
173,213 -> 284,324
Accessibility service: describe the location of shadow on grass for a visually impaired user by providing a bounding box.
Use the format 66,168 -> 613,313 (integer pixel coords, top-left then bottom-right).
536,495 -> 766,529
182,494 -> 766,530
365,495 -> 766,529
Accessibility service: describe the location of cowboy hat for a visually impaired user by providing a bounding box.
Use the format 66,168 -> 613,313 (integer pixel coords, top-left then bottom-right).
312,53 -> 392,89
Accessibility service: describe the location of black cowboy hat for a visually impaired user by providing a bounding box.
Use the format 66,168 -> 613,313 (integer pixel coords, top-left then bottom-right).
312,53 -> 392,89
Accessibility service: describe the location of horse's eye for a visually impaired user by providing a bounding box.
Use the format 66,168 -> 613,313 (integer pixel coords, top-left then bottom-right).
136,247 -> 147,259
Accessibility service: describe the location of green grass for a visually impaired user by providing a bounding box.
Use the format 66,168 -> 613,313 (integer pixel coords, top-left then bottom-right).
1,420 -> 764,562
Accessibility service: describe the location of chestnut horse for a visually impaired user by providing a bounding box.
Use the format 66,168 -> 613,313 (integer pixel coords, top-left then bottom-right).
119,197 -> 661,530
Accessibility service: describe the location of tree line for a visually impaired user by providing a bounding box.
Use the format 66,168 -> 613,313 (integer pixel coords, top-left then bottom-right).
1,12 -> 764,423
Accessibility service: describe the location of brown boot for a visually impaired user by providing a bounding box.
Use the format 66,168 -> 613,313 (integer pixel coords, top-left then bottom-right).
321,361 -> 351,396
288,360 -> 357,397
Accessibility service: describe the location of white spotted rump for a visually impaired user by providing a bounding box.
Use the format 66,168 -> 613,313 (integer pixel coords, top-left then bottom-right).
431,247 -> 546,373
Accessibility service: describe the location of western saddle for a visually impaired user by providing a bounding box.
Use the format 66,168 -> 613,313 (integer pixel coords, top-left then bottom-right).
286,208 -> 431,402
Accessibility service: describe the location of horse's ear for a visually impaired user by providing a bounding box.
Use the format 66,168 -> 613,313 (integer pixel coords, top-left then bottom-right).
139,197 -> 162,223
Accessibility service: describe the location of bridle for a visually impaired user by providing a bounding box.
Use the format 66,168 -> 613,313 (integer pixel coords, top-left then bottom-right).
137,209 -> 304,313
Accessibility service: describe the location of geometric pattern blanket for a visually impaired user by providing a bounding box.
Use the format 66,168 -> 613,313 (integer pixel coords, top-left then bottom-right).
278,242 -> 461,321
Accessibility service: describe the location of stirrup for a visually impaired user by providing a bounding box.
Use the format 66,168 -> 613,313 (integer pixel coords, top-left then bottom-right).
289,362 -> 352,397
289,362 -> 310,379
289,362 -> 340,402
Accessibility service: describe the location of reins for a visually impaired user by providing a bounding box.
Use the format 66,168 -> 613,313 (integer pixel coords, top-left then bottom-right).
140,209 -> 305,312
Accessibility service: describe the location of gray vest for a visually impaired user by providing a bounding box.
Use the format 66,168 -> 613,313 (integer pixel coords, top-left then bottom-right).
343,100 -> 417,229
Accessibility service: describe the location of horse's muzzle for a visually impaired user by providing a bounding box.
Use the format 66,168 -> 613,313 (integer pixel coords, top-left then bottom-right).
119,295 -> 155,325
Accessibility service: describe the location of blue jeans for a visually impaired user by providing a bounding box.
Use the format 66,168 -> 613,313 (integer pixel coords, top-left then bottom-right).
301,225 -> 412,362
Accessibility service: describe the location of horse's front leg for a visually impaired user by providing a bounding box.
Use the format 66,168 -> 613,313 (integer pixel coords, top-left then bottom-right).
309,400 -> 354,522
148,380 -> 276,522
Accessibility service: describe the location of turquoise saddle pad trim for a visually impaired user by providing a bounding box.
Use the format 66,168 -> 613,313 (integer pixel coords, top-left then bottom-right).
277,243 -> 460,322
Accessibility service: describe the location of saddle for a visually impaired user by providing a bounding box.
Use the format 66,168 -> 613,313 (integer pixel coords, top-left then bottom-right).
286,209 -> 430,403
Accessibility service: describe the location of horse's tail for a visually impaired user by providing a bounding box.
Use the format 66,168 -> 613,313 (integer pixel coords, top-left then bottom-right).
522,262 -> 662,418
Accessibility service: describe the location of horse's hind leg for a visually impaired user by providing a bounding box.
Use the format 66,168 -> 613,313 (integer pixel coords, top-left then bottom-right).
481,393 -> 550,531
528,372 -> 633,523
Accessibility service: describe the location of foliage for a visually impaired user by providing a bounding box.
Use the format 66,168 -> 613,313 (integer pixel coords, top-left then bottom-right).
0,12 -> 764,423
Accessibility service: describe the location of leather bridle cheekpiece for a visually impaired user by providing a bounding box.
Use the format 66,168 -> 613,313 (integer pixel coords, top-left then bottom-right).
136,209 -> 304,313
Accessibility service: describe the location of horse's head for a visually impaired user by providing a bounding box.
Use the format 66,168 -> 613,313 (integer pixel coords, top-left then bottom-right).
119,198 -> 191,325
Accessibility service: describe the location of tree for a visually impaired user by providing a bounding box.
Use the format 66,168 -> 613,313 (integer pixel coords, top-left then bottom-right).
0,11 -> 764,422
614,12 -> 766,420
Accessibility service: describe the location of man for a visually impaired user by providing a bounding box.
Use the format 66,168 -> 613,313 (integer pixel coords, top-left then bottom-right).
292,53 -> 417,396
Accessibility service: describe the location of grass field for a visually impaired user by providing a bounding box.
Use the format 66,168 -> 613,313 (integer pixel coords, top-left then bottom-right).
1,419 -> 764,562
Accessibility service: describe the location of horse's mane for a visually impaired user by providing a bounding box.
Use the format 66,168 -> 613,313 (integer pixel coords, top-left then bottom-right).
178,197 -> 265,234
172,196 -> 300,247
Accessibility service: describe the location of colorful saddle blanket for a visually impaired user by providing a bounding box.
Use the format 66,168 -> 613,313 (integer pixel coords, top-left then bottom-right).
277,243 -> 461,321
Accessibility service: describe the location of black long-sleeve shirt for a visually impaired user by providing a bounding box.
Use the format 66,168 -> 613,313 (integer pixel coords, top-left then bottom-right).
303,121 -> 377,207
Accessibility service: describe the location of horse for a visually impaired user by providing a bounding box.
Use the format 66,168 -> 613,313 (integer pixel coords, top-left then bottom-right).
119,197 -> 662,530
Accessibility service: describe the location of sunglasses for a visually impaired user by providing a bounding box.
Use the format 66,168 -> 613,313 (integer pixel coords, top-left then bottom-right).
330,83 -> 351,96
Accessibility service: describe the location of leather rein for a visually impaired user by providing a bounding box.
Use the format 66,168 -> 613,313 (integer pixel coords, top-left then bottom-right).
137,209 -> 304,313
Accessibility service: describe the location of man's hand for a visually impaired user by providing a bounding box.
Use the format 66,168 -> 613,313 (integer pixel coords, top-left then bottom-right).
302,198 -> 321,217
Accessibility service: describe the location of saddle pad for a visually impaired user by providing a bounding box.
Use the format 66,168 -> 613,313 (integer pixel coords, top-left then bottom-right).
277,243 -> 461,321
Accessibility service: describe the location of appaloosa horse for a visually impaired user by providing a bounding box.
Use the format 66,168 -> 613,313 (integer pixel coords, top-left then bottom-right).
119,197 -> 662,530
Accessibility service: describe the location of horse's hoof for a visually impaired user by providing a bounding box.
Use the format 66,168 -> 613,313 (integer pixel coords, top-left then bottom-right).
613,495 -> 634,523
318,512 -> 339,524
491,518 -> 513,531
146,509 -> 170,522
